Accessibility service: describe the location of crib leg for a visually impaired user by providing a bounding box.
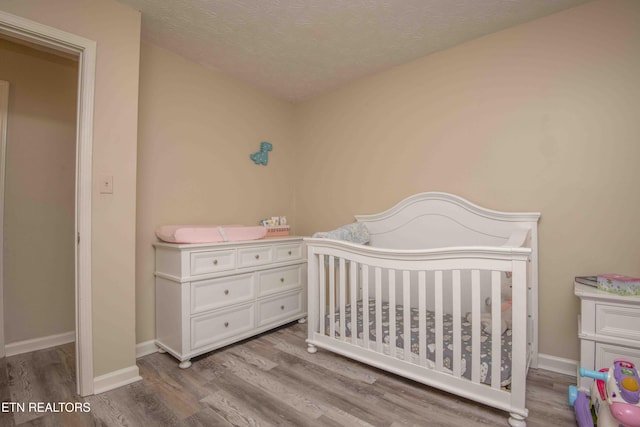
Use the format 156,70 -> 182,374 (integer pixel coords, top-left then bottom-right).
508,413 -> 526,427
307,343 -> 317,354
179,360 -> 192,369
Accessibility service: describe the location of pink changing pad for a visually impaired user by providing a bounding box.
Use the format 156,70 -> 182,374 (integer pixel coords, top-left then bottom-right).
155,225 -> 267,244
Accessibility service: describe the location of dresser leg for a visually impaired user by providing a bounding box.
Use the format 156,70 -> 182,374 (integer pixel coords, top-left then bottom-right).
298,317 -> 307,324
179,360 -> 192,369
157,347 -> 167,354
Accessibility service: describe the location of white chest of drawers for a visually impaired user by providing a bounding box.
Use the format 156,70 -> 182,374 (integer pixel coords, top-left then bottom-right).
154,237 -> 306,368
575,282 -> 640,390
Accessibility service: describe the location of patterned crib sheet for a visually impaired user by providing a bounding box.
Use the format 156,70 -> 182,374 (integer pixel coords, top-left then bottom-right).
325,299 -> 512,386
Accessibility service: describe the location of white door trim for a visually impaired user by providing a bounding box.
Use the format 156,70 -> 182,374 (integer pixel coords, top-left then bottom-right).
0,10 -> 95,396
0,80 -> 8,360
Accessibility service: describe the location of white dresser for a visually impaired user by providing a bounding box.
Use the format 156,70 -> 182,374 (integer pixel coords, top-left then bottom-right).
154,237 -> 306,368
575,282 -> 640,391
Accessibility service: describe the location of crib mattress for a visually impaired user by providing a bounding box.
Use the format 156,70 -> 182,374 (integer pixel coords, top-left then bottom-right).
155,225 -> 267,244
326,299 -> 512,386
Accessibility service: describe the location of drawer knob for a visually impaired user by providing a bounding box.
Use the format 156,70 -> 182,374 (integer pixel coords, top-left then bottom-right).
288,250 -> 292,255
212,259 -> 218,265
280,305 -> 285,310
280,278 -> 285,283
255,254 -> 260,259
224,322 -> 229,328
224,289 -> 229,295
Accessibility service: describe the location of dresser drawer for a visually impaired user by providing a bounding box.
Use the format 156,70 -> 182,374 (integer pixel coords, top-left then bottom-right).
274,243 -> 303,262
237,246 -> 273,268
596,303 -> 640,341
258,265 -> 304,296
595,342 -> 640,370
190,274 -> 255,314
191,304 -> 255,350
257,290 -> 303,327
191,249 -> 236,276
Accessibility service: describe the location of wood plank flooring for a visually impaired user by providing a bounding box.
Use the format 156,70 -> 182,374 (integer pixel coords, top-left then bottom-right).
0,322 -> 577,426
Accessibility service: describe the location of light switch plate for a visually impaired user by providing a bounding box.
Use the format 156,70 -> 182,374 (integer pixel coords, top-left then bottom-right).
99,175 -> 113,194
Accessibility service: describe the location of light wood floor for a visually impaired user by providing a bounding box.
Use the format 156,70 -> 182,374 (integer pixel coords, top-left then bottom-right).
1,322 -> 577,426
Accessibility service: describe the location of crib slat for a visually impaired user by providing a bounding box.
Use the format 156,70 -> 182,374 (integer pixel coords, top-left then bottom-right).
452,270 -> 462,378
511,260 -> 528,413
418,271 -> 427,367
375,267 -> 383,353
403,271 -> 411,362
471,269 -> 481,384
329,256 -> 336,339
339,258 -> 346,342
307,251 -> 318,345
435,270 -> 443,370
350,261 -> 358,345
491,270 -> 502,389
319,254 -> 326,336
389,270 -> 396,358
362,265 -> 370,349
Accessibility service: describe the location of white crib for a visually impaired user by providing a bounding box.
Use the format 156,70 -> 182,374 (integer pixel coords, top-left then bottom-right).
305,192 -> 540,426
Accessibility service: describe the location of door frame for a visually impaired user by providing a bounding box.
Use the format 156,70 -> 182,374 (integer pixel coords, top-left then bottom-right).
0,10 -> 95,396
0,81 -> 7,360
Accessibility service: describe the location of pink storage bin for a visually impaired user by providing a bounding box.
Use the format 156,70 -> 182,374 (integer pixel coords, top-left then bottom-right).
265,225 -> 290,237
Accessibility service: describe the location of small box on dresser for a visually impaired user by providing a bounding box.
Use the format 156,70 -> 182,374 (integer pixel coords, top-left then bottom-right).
154,236 -> 307,368
575,281 -> 640,391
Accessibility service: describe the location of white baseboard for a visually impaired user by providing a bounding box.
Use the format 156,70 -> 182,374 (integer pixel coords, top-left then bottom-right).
537,353 -> 578,377
136,339 -> 158,359
93,365 -> 142,394
4,331 -> 75,357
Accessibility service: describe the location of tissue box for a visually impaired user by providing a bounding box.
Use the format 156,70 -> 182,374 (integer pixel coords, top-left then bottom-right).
597,274 -> 640,296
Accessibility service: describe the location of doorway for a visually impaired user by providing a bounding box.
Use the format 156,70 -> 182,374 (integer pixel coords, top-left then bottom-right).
0,11 -> 96,396
0,36 -> 77,355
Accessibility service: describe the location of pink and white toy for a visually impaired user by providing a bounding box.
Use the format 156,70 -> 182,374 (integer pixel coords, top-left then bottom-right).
569,359 -> 640,427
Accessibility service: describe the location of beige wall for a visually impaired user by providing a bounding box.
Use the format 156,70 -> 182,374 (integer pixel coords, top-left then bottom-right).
294,0 -> 640,360
0,0 -> 141,376
0,38 -> 77,343
135,42 -> 296,343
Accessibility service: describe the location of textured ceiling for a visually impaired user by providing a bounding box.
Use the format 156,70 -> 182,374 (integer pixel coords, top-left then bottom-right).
118,0 -> 592,102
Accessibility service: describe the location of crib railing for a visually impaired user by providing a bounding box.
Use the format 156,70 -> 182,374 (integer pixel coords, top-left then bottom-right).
305,238 -> 532,419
